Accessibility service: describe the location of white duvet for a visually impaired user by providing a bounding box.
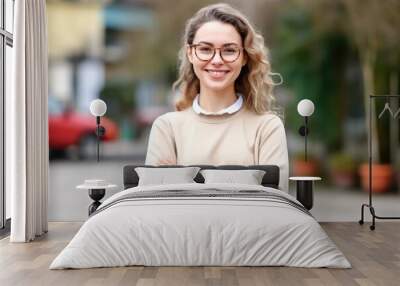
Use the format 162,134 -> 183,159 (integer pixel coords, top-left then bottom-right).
50,183 -> 351,269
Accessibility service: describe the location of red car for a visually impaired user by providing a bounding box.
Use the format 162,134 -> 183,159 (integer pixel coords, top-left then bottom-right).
49,97 -> 119,159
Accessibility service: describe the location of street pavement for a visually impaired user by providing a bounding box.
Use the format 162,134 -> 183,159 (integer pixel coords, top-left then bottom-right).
49,158 -> 400,223
49,160 -> 142,221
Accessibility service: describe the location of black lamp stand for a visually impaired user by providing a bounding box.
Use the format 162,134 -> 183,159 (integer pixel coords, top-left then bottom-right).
298,116 -> 309,161
95,116 -> 106,162
293,115 -> 315,210
87,116 -> 106,216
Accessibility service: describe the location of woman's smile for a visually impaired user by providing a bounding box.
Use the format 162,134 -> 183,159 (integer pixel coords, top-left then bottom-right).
204,68 -> 231,80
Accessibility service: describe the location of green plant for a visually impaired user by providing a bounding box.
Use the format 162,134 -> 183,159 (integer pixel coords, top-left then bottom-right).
99,80 -> 137,124
328,152 -> 356,172
273,4 -> 349,150
273,1 -> 400,162
340,0 -> 400,164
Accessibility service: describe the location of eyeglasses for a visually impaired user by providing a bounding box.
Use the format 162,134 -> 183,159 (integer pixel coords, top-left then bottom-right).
189,43 -> 243,63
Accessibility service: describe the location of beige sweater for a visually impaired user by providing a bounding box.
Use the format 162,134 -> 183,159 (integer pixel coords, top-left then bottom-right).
145,105 -> 289,192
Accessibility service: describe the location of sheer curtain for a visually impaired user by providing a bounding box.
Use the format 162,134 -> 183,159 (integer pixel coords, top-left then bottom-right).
7,0 -> 48,242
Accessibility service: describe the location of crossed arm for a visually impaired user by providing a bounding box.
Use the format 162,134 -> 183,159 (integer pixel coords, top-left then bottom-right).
145,114 -> 289,192
257,116 -> 289,193
145,116 -> 177,166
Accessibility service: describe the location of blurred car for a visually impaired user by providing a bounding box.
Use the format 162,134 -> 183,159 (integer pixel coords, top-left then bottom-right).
49,96 -> 119,159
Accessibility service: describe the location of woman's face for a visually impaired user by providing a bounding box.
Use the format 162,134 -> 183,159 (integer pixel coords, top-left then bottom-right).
187,21 -> 247,93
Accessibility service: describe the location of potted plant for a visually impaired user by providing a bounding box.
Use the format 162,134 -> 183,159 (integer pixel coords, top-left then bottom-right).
396,163 -> 400,193
341,1 -> 398,194
358,163 -> 393,193
292,152 -> 319,177
328,152 -> 356,188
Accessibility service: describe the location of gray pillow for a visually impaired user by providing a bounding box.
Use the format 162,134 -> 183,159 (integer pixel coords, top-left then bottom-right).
200,169 -> 266,185
135,167 -> 201,186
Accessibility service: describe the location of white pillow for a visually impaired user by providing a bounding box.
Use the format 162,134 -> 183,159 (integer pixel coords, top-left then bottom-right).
200,169 -> 266,185
135,167 -> 201,186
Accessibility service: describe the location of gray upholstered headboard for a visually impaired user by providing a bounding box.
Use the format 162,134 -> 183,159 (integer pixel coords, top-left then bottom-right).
123,164 -> 280,190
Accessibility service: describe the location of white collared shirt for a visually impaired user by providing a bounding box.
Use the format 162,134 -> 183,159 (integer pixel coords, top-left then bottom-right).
192,94 -> 243,115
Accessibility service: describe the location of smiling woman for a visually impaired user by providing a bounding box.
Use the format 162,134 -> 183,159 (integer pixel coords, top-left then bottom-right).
186,21 -> 246,111
145,3 -> 289,192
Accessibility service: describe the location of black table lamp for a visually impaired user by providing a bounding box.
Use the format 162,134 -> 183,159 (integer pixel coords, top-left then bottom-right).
89,99 -> 107,162
291,99 -> 318,211
297,99 -> 315,161
83,99 -> 108,215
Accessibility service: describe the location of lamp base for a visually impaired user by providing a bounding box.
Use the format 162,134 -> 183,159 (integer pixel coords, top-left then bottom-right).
296,181 -> 313,210
88,188 -> 105,215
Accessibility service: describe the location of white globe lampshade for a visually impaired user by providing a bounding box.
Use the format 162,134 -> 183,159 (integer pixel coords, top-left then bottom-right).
90,99 -> 107,117
297,99 -> 315,117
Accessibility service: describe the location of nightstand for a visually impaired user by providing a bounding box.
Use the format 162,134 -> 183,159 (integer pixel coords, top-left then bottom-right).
289,176 -> 322,210
77,180 -> 117,216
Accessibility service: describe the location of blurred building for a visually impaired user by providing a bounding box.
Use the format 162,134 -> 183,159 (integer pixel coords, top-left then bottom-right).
47,0 -> 105,112
47,0 -> 167,141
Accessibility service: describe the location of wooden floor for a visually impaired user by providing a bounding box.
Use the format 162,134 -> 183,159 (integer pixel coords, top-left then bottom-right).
0,222 -> 399,286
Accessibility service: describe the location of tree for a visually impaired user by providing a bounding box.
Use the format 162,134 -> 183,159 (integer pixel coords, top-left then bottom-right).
273,1 -> 350,150
341,0 -> 400,163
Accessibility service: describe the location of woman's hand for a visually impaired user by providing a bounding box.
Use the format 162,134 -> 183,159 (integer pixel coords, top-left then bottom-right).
157,158 -> 176,166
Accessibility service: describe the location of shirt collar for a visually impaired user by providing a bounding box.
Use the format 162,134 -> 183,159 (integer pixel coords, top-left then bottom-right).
192,93 -> 243,115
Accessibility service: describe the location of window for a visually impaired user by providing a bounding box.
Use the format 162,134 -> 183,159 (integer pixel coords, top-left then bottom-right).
0,0 -> 14,233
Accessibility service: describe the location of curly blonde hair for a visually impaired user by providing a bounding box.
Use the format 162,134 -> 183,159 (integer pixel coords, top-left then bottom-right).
173,3 -> 282,117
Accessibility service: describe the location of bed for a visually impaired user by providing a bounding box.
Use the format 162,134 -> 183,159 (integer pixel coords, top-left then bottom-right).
50,164 -> 351,269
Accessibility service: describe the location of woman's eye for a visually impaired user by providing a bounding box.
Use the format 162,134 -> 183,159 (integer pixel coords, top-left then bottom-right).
223,48 -> 237,54
198,46 -> 213,53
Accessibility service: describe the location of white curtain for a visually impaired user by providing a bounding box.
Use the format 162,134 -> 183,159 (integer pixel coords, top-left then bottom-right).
7,0 -> 49,242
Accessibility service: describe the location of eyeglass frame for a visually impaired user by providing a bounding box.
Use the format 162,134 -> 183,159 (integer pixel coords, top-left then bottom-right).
188,43 -> 244,63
